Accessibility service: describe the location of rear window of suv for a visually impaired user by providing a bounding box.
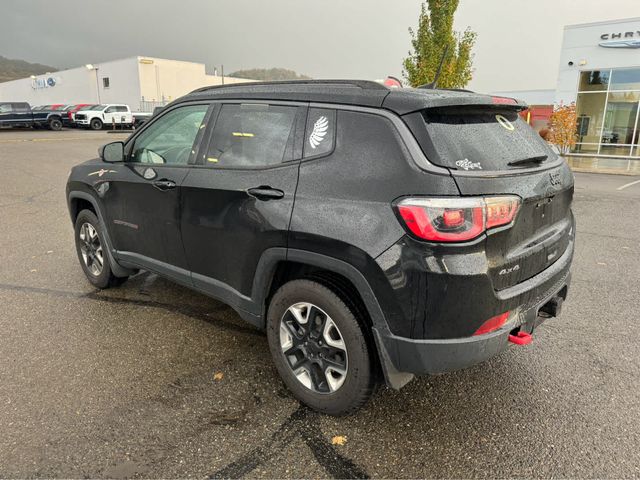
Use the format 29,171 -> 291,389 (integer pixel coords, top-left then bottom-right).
411,107 -> 555,171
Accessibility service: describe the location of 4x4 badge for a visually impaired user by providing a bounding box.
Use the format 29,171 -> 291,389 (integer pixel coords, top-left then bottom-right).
309,116 -> 328,149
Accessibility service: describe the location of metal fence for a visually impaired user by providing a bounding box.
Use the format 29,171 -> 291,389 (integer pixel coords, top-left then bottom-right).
139,97 -> 169,113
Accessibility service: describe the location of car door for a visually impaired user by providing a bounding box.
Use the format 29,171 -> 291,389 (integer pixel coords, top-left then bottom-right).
181,101 -> 305,299
0,103 -> 13,126
103,106 -> 116,125
103,103 -> 212,276
11,103 -> 32,126
114,105 -> 130,124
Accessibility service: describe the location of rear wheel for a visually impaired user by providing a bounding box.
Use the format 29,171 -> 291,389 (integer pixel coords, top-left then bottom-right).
74,209 -> 128,288
90,118 -> 103,130
48,118 -> 62,131
267,279 -> 375,415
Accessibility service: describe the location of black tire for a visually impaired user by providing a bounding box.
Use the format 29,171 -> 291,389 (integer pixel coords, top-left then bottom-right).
74,209 -> 128,289
267,279 -> 376,415
90,118 -> 103,130
48,118 -> 62,131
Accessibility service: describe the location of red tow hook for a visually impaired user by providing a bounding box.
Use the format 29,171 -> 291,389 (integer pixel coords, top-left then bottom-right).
508,331 -> 532,345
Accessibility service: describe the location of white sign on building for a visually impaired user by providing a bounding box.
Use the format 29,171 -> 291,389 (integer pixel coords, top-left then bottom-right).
555,17 -> 640,163
0,56 -> 249,112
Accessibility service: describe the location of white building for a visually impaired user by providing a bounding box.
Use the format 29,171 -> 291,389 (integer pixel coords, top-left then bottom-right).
555,17 -> 640,171
0,56 -> 250,112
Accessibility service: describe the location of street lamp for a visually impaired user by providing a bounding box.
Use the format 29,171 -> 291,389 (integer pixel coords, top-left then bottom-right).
86,64 -> 101,103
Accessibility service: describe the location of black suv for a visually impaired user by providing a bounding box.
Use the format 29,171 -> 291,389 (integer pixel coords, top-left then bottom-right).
66,80 -> 574,415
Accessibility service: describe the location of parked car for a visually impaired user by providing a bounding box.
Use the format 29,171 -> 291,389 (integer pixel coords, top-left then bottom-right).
132,111 -> 153,128
0,102 -> 66,130
66,80 -> 575,415
73,104 -> 134,130
45,103 -> 66,111
60,104 -> 91,126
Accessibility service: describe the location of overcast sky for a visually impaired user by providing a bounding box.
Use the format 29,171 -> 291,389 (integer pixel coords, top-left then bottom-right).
1,0 -> 638,92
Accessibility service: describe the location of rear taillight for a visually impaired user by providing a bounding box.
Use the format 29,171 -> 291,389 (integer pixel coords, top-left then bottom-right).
473,311 -> 510,336
396,196 -> 520,243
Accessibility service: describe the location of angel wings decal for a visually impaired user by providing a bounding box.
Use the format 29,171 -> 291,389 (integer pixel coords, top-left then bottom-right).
309,116 -> 329,149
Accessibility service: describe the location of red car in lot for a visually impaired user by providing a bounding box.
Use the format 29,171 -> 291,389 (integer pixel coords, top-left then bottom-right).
61,104 -> 91,126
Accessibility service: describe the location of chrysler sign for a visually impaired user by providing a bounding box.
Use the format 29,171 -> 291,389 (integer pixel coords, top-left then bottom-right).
599,30 -> 640,48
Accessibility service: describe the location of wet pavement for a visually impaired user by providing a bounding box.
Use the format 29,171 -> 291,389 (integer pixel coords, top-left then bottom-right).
1,130 -> 639,478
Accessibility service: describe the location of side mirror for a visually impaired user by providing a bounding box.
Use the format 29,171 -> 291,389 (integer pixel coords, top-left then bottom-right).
99,141 -> 124,163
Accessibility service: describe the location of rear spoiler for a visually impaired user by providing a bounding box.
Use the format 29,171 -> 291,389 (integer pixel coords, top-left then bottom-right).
382,89 -> 528,115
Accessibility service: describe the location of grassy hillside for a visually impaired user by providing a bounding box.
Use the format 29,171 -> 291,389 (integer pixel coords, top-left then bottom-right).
0,55 -> 57,83
229,68 -> 312,81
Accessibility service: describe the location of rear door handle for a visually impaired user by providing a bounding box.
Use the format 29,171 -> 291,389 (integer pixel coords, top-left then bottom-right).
247,186 -> 285,200
153,179 -> 177,191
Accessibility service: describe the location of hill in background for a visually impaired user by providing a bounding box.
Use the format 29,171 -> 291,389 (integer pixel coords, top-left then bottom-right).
229,68 -> 312,81
0,55 -> 57,83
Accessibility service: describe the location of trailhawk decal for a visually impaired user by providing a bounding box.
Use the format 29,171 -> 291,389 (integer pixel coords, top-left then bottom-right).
455,159 -> 482,170
309,116 -> 329,149
88,169 -> 117,177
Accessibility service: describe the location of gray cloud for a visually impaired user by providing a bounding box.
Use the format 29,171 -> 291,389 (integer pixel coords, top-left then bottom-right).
1,0 -> 638,92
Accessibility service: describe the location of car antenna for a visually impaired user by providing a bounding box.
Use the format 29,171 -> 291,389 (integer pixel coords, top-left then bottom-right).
419,44 -> 449,89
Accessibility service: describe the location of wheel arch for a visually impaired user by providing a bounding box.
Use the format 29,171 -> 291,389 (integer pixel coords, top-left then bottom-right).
252,248 -> 413,389
67,191 -> 134,278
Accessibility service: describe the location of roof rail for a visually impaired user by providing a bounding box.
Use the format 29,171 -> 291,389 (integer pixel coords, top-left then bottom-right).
191,79 -> 389,94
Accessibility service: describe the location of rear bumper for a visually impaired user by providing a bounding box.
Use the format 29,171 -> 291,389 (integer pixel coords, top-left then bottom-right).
374,241 -> 573,376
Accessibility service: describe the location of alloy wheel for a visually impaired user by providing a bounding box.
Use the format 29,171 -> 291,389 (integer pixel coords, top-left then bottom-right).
279,302 -> 348,394
79,222 -> 104,276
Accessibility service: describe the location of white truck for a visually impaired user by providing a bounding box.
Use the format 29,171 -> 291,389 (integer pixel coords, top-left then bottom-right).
73,104 -> 152,130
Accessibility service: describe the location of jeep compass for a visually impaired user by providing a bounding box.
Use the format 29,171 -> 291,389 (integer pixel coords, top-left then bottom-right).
66,80 -> 574,415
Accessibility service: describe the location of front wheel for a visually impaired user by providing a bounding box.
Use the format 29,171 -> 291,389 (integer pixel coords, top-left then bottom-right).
48,118 -> 62,131
74,209 -> 128,289
90,118 -> 103,130
267,279 -> 376,415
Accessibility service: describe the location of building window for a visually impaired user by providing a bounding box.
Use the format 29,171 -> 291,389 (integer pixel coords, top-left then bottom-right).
574,68 -> 640,157
102,77 -> 110,89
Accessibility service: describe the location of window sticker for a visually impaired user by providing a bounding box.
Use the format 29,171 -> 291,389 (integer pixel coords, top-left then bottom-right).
496,114 -> 515,131
304,108 -> 335,158
309,116 -> 329,149
455,159 -> 482,170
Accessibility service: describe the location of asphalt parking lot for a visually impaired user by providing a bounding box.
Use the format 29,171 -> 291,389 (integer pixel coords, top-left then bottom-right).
1,129 -> 639,478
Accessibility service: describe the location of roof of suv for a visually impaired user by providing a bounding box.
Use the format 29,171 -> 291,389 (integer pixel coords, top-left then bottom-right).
185,80 -> 527,115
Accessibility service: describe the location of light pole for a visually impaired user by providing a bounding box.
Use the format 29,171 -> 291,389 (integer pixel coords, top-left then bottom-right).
85,64 -> 101,103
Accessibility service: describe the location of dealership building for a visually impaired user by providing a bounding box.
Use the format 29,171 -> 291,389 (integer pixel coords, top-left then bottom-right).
555,17 -> 640,172
0,56 -> 249,112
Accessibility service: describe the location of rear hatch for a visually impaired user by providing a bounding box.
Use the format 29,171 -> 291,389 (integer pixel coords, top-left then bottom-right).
402,103 -> 574,290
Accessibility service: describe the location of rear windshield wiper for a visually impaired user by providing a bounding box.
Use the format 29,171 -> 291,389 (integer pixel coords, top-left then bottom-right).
507,155 -> 548,167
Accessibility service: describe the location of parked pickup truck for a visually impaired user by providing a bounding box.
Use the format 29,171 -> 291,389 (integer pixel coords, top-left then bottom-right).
73,104 -> 137,130
0,102 -> 67,130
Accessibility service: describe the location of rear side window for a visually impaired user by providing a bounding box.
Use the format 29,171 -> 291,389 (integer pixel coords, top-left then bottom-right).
12,103 -> 30,112
304,108 -> 336,158
205,104 -> 297,168
415,107 -> 554,171
0,104 -> 13,113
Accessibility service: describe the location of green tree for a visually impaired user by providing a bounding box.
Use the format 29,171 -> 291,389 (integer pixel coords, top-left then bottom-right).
403,0 -> 477,89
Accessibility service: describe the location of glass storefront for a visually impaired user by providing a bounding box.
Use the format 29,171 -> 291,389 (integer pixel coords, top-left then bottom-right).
573,67 -> 640,157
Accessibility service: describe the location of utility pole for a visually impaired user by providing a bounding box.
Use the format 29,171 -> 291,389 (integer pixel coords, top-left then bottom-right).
85,64 -> 101,103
